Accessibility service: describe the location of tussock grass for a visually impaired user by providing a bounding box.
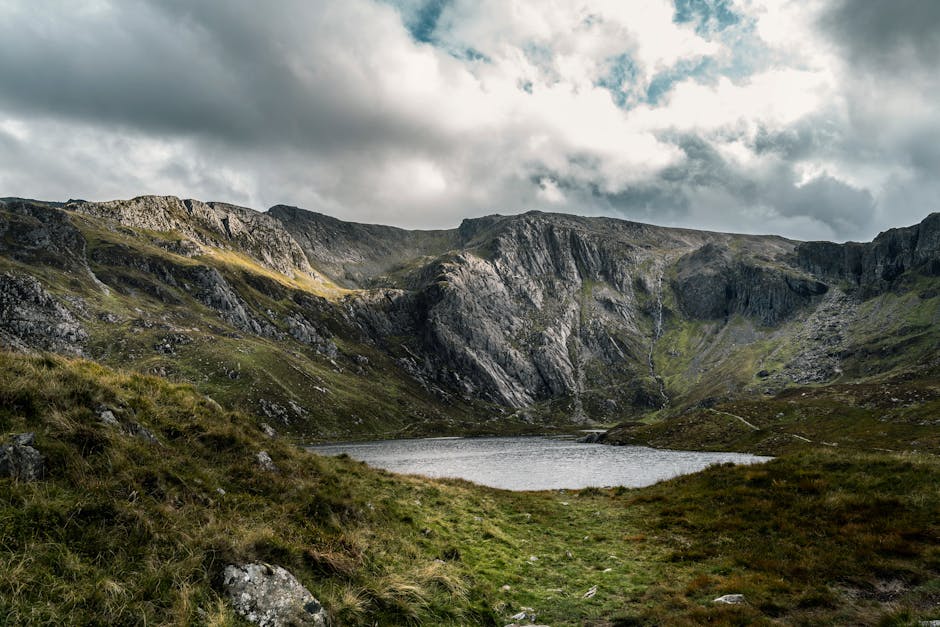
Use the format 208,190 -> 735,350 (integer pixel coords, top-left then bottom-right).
2,351 -> 940,624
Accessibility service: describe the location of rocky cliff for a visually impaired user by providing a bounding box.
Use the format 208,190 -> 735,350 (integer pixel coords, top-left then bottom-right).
1,195 -> 938,435
76,196 -> 314,277
796,212 -> 940,294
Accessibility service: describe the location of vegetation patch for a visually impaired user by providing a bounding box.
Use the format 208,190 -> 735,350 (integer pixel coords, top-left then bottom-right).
2,351 -> 940,625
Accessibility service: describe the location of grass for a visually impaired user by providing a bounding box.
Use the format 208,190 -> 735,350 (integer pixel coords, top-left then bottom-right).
605,373 -> 940,457
6,200 -> 940,623
203,248 -> 351,300
2,351 -> 940,625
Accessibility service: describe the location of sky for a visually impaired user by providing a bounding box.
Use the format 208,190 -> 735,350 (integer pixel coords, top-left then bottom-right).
1,1 -> 939,241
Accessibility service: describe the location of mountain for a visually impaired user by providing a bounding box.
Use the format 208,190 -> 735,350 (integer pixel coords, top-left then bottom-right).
2,195 -> 939,439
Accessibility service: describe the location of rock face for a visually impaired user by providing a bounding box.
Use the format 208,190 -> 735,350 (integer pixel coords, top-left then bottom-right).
74,196 -> 314,278
0,433 -> 46,481
673,242 -> 828,325
222,563 -> 329,627
2,196 -> 940,425
0,199 -> 87,268
796,212 -> 940,295
345,213 -> 809,409
0,272 -> 87,354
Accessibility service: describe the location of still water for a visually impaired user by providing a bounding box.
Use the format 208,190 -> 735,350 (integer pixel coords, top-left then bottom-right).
308,436 -> 770,491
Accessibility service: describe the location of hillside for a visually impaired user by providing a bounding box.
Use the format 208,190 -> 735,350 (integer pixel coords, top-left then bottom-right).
2,195 -> 938,441
2,196 -> 940,624
2,350 -> 940,625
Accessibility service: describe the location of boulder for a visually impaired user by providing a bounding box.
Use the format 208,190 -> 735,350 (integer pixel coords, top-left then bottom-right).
713,593 -> 746,605
260,423 -> 277,438
256,450 -> 278,472
98,408 -> 120,427
222,562 -> 328,626
0,433 -> 46,481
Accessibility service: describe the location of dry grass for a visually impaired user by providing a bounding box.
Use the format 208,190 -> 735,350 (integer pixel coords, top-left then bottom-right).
2,351 -> 940,625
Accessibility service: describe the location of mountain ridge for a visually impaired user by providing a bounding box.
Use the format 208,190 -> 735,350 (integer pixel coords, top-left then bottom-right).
1,194 -> 938,438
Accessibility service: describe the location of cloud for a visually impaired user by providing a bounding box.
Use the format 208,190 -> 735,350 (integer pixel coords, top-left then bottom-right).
819,0 -> 940,72
0,0 -> 935,240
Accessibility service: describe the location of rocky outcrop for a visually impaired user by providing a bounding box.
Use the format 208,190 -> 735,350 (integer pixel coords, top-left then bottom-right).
189,266 -> 280,338
348,213 -> 813,409
256,450 -> 278,472
796,212 -> 940,294
222,562 -> 328,626
0,200 -> 87,268
673,243 -> 828,325
285,313 -> 338,358
0,273 -> 87,354
89,242 -> 280,337
3,194 -> 939,423
0,433 -> 46,481
72,196 -> 314,278
768,288 -> 858,386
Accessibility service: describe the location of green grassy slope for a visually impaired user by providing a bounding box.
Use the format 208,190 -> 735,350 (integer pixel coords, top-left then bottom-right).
2,351 -> 940,625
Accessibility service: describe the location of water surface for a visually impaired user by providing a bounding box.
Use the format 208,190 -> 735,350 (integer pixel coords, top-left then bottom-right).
308,436 -> 770,491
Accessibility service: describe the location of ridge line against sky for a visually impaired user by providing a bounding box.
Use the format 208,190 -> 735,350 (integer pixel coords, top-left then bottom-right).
0,0 -> 938,241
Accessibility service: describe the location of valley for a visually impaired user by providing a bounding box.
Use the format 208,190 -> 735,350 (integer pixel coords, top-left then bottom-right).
1,195 -> 940,625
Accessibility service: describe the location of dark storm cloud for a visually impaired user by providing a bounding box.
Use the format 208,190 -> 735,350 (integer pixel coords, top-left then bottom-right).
819,0 -> 940,71
773,176 -> 875,239
0,1 -> 440,152
575,133 -> 876,240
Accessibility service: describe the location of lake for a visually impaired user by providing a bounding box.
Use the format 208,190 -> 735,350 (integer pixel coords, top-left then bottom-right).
307,436 -> 771,491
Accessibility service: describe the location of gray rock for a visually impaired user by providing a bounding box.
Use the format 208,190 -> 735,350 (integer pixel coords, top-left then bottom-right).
260,400 -> 291,425
98,409 -> 120,427
713,594 -> 746,605
222,562 -> 328,627
74,196 -> 314,278
797,212 -> 940,296
286,314 -> 338,357
0,199 -> 90,273
260,423 -> 277,438
256,451 -> 278,472
672,242 -> 827,326
0,272 -> 87,355
0,432 -> 46,481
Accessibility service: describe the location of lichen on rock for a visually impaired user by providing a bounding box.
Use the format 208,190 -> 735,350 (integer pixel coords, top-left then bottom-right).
222,562 -> 328,626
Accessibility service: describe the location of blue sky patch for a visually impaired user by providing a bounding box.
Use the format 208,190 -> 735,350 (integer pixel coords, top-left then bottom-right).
646,57 -> 716,104
674,0 -> 740,36
385,0 -> 453,44
596,53 -> 640,108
